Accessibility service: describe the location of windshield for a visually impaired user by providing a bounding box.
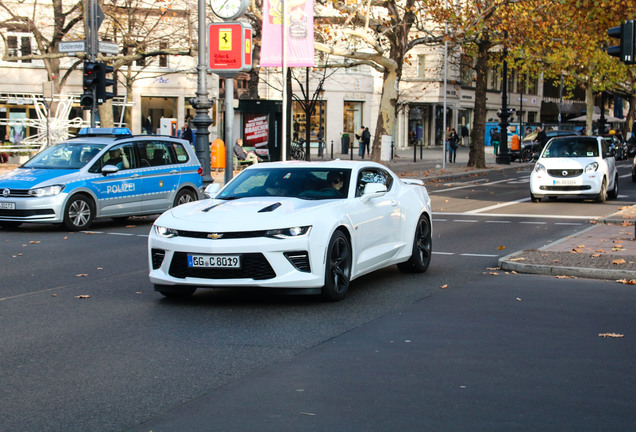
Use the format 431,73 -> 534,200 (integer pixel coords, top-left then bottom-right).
542,137 -> 599,158
218,167 -> 352,200
23,142 -> 106,169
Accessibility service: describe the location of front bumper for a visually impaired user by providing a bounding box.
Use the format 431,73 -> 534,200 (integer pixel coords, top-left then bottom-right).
148,230 -> 327,289
0,194 -> 66,224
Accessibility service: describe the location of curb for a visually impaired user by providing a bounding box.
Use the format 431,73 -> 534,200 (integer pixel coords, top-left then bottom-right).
498,249 -> 636,281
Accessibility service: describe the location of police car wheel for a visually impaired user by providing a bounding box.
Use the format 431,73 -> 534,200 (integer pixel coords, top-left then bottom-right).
174,189 -> 196,207
63,194 -> 95,231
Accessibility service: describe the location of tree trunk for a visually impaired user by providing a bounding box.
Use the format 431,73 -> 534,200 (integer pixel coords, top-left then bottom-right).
585,84 -> 594,136
468,36 -> 490,168
371,66 -> 398,163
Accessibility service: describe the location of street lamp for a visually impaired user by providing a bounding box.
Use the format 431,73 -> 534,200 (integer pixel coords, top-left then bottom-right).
189,0 -> 213,185
496,43 -> 511,165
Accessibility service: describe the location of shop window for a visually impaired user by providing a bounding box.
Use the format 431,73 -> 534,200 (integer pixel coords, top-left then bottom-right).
417,55 -> 427,79
159,41 -> 168,67
292,101 -> 326,142
343,101 -> 362,138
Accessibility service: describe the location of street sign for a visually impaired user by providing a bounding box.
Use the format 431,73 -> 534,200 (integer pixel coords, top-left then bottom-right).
99,41 -> 119,55
59,41 -> 86,53
208,22 -> 253,74
88,2 -> 105,31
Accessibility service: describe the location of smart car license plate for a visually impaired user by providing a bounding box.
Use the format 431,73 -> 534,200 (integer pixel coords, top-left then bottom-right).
0,202 -> 16,210
553,179 -> 576,185
187,254 -> 241,268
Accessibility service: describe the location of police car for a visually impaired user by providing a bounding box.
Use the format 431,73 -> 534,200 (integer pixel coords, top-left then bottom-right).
0,128 -> 204,231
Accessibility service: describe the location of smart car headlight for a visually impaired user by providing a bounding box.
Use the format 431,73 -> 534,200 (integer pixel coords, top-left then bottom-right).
534,163 -> 546,174
585,162 -> 599,173
28,185 -> 65,197
265,226 -> 311,239
154,225 -> 179,238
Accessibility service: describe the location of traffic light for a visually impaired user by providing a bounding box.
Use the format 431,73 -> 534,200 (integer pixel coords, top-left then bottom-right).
95,62 -> 116,103
80,61 -> 98,110
607,20 -> 635,65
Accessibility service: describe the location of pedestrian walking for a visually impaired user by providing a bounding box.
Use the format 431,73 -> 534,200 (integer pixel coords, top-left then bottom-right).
362,127 -> 371,158
448,128 -> 459,163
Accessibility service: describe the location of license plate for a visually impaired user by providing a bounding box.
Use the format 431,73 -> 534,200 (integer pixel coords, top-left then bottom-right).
553,179 -> 576,185
187,254 -> 241,268
0,202 -> 16,210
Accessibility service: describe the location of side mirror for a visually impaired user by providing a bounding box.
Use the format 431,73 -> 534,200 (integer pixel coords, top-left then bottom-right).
361,182 -> 387,203
101,164 -> 119,175
204,182 -> 221,198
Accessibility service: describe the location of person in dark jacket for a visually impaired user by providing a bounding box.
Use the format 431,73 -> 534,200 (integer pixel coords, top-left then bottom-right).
448,128 -> 459,163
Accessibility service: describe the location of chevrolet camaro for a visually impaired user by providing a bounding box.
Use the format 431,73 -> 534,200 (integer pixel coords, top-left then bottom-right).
148,160 -> 432,301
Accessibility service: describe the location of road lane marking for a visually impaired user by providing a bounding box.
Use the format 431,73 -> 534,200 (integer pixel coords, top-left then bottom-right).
466,198 -> 529,214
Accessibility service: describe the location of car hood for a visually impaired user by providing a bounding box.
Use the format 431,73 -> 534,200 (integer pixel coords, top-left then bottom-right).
160,197 -> 339,230
538,157 -> 597,169
0,168 -> 80,188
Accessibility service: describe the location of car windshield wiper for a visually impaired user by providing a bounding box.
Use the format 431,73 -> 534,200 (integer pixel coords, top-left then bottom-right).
217,195 -> 241,200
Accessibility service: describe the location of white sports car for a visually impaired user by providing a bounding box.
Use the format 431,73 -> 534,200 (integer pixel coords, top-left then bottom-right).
148,160 -> 432,301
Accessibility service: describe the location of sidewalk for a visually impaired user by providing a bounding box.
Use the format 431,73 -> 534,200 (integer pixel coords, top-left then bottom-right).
3,144 -> 635,282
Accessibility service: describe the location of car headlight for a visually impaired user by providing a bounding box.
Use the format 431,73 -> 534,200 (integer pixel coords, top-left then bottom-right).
585,162 -> 599,173
534,163 -> 546,174
265,226 -> 311,239
154,225 -> 179,238
28,185 -> 65,197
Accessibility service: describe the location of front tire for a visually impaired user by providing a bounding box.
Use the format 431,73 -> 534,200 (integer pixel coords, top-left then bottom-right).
398,214 -> 432,273
63,194 -> 95,231
173,189 -> 197,207
321,231 -> 352,301
530,193 -> 541,203
596,178 -> 607,203
608,175 -> 619,200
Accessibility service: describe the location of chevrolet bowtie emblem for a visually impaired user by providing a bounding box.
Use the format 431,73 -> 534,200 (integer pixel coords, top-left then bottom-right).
207,233 -> 223,239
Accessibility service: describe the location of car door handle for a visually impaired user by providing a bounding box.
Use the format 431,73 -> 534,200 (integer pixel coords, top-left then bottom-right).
170,169 -> 178,174
391,200 -> 398,206
130,173 -> 140,178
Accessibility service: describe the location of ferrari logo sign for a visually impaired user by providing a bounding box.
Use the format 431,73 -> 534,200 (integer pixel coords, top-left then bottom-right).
219,30 -> 232,51
208,22 -> 253,74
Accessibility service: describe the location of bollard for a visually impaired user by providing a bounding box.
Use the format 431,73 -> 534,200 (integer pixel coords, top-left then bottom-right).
330,140 -> 334,160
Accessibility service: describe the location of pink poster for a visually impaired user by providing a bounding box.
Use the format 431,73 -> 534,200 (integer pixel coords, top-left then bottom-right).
244,114 -> 270,157
261,0 -> 315,67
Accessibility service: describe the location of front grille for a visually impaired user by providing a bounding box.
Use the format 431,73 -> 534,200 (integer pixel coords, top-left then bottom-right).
547,169 -> 583,178
0,188 -> 30,198
168,252 -> 276,280
0,209 -> 55,217
540,185 -> 591,191
151,249 -> 165,269
284,251 -> 311,272
176,229 -> 269,239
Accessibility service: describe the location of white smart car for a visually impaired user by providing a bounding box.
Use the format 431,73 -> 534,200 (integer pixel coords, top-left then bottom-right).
148,160 -> 433,301
530,135 -> 618,203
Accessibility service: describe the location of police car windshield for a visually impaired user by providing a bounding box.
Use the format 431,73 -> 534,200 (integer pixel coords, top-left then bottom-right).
23,142 -> 106,169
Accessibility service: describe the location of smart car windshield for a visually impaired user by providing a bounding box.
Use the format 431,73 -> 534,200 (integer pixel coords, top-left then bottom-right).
23,142 -> 106,169
218,167 -> 352,200
542,137 -> 599,158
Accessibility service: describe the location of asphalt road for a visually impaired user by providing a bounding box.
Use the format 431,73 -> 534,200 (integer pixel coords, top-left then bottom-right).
2,162 -> 635,432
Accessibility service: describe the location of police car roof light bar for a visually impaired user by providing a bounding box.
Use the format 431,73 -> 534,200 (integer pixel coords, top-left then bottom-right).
78,127 -> 132,136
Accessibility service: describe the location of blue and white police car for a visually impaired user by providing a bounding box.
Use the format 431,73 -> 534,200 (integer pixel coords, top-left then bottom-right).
0,128 -> 204,231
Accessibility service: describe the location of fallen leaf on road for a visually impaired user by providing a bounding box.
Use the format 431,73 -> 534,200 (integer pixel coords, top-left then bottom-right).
591,253 -> 601,258
75,295 -> 91,299
498,245 -> 506,250
125,225 -> 137,228
440,284 -> 448,289
612,259 -> 627,265
617,279 -> 636,285
489,272 -> 499,276
75,273 -> 88,277
571,248 -> 584,253
516,298 -> 522,301
598,333 -> 624,338
29,241 -> 40,244
555,275 -> 576,279
508,257 -> 525,262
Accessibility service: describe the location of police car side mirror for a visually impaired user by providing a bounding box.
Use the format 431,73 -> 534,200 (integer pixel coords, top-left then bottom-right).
102,164 -> 120,175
